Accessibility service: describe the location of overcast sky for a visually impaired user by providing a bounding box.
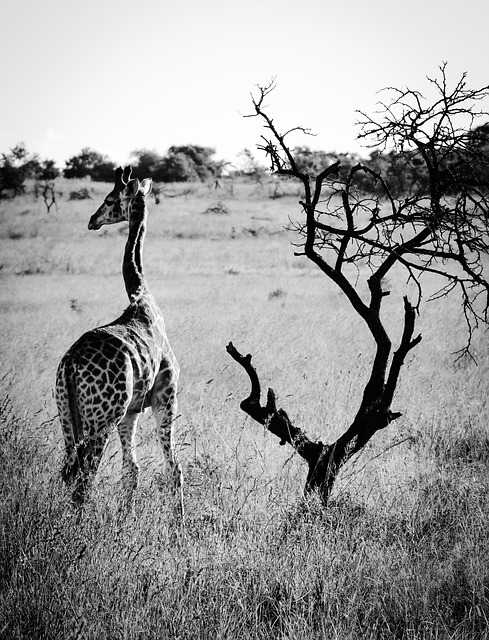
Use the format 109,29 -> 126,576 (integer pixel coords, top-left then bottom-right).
1,0 -> 488,168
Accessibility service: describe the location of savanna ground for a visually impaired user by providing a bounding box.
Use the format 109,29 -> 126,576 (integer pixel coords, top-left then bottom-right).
1,176 -> 489,639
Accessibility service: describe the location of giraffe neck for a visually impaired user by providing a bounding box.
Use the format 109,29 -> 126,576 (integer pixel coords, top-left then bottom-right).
123,194 -> 150,301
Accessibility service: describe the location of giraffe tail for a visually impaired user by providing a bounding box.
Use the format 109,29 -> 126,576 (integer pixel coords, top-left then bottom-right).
61,356 -> 88,486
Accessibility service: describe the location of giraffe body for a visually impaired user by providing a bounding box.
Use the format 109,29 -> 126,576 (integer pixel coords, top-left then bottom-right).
56,167 -> 183,514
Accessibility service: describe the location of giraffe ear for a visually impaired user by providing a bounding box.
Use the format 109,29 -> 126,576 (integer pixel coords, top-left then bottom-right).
140,178 -> 153,196
125,178 -> 140,197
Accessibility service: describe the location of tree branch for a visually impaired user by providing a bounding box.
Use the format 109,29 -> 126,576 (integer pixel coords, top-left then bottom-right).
383,297 -> 422,410
226,342 -> 323,464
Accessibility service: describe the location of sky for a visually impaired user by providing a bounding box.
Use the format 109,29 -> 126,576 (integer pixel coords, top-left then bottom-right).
1,0 -> 488,169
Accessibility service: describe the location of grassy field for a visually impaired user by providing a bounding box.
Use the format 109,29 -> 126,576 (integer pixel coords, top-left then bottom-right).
1,176 -> 488,639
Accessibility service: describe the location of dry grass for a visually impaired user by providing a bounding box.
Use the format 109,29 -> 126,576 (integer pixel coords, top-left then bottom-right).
1,176 -> 488,639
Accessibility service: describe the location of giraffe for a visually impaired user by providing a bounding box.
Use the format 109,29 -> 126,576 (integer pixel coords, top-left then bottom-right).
55,165 -> 184,516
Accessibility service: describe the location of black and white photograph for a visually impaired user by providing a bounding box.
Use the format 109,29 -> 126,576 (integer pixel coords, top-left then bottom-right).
1,1 -> 488,638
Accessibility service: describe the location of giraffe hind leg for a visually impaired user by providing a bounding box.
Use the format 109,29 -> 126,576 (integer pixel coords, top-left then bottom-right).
61,438 -> 95,489
69,429 -> 112,505
117,411 -> 141,508
151,374 -> 184,518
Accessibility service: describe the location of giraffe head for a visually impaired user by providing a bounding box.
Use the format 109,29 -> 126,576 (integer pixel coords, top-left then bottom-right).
88,166 -> 153,230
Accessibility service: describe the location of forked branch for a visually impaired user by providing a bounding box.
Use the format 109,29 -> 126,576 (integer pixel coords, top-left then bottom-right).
383,297 -> 422,409
226,342 -> 323,465
227,341 -> 406,504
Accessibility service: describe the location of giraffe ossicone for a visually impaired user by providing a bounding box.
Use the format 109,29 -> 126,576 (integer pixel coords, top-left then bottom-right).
56,166 -> 184,517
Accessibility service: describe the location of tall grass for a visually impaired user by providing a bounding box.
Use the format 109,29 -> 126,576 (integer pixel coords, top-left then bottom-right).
1,178 -> 488,638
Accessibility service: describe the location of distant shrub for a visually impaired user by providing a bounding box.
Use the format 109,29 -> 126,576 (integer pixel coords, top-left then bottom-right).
202,202 -> 229,215
69,187 -> 92,201
268,288 -> 287,300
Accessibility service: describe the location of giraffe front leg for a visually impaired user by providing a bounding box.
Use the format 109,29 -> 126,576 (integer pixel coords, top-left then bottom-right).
117,412 -> 141,509
151,378 -> 184,519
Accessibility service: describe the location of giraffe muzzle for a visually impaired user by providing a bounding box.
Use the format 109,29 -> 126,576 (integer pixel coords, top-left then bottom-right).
88,217 -> 102,231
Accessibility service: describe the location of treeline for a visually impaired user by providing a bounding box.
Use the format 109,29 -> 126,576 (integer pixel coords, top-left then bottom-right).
61,146 -> 224,183
2,124 -> 488,200
292,122 -> 489,196
0,144 -> 224,199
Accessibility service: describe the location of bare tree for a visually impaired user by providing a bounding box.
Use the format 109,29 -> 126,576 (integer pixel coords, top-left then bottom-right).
40,182 -> 57,214
227,64 -> 489,507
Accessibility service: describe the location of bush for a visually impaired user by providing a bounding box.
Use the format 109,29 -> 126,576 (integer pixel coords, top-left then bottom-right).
69,187 -> 92,200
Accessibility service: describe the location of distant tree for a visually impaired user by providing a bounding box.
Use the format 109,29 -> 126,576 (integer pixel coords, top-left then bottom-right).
130,145 -> 221,182
160,151 -> 199,182
0,155 -> 26,198
0,143 -> 58,198
228,66 -> 489,507
63,148 -> 115,181
167,145 -> 220,181
291,146 -> 420,196
292,146 -> 336,177
364,149 -> 414,196
292,147 -> 432,197
467,122 -> 489,154
292,136 -> 489,199
35,159 -> 60,182
130,148 -> 166,181
236,148 -> 268,183
444,122 -> 489,190
33,159 -> 60,214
